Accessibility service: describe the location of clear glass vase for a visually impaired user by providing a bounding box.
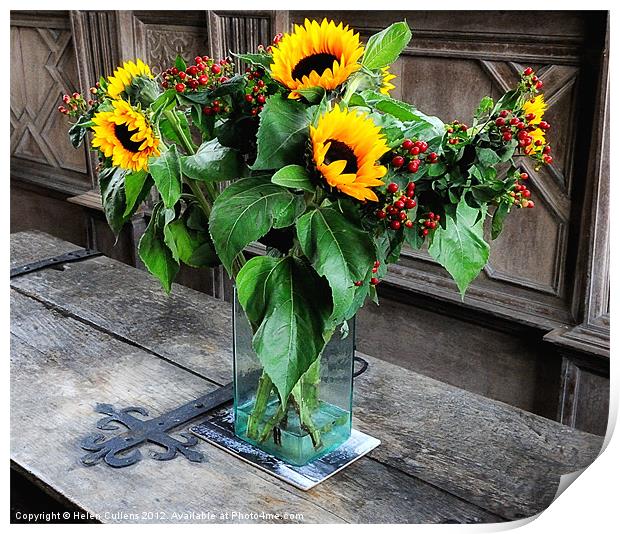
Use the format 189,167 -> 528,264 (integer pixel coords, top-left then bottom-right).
232,291 -> 354,466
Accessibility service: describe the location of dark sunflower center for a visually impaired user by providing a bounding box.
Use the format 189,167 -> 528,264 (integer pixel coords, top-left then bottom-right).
292,53 -> 339,82
115,123 -> 143,153
324,139 -> 358,173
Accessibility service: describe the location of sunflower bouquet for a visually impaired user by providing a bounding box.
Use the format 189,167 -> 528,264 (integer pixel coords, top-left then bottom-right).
61,19 -> 553,461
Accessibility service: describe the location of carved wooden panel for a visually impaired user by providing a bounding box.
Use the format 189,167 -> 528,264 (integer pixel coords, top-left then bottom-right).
131,11 -> 211,74
10,12 -> 89,192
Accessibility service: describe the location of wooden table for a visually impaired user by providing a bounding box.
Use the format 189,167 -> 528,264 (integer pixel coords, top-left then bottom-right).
10,231 -> 604,524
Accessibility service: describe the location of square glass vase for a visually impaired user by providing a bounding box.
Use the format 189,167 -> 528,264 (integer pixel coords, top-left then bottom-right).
233,293 -> 354,466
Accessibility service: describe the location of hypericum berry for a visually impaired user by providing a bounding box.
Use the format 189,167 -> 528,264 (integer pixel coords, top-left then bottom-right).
448,138 -> 458,145
405,220 -> 414,228
402,139 -> 414,150
188,80 -> 199,89
410,146 -> 420,155
544,155 -> 553,164
422,228 -> 429,236
198,75 -> 209,85
538,121 -> 550,130
387,183 -> 399,193
502,132 -> 513,141
392,155 -> 405,168
273,32 -> 283,44
428,152 -> 438,162
394,200 -> 405,210
525,113 -> 536,122
354,281 -> 363,287
407,160 -> 420,173
211,64 -> 221,74
535,80 -> 544,90
500,110 -> 509,118
256,94 -> 266,104
509,117 -> 519,126
178,71 -> 186,80
186,66 -> 199,76
175,83 -> 186,93
543,145 -> 552,154
203,106 -> 213,115
245,94 -> 254,102
390,220 -> 401,230
523,67 -> 534,76
419,141 -> 428,153
520,172 -> 529,180
495,117 -> 505,126
405,198 -> 416,209
376,210 -> 386,219
370,277 -> 380,285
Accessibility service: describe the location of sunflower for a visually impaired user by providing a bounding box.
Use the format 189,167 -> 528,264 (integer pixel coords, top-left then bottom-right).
379,66 -> 396,95
91,100 -> 160,172
270,19 -> 364,99
310,105 -> 389,202
107,59 -> 153,100
522,94 -> 547,124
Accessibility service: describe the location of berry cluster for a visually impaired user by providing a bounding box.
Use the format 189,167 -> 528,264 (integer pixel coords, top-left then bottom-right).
242,68 -> 268,116
522,66 -> 544,91
418,212 -> 441,237
161,56 -> 234,94
390,138 -> 438,174
446,120 -> 468,145
58,92 -> 88,117
493,107 -> 552,163
354,260 -> 381,287
509,172 -> 535,209
376,181 -> 417,231
257,32 -> 283,54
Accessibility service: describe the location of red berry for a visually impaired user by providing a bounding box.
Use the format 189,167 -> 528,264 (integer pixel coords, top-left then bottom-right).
500,110 -> 509,118
390,220 -> 401,230
407,161 -> 420,173
175,83 -> 186,92
448,138 -> 458,145
523,67 -> 533,76
429,152 -> 438,161
354,281 -> 363,287
402,139 -> 414,150
520,173 -> 529,180
203,106 -> 213,115
376,210 -> 386,219
509,117 -> 519,125
502,132 -> 513,141
186,66 -> 199,76
527,201 -> 535,208
539,121 -> 550,130
419,141 -> 428,153
273,33 -> 283,44
194,56 -> 202,63
405,199 -> 416,209
410,146 -> 420,155
394,200 -> 405,210
517,122 -> 525,130
387,183 -> 399,193
211,64 -> 221,74
422,229 -> 429,236
257,94 -> 266,104
523,190 -> 531,198
171,67 -> 179,75
525,113 -> 536,122
199,75 -> 209,85
543,145 -> 552,154
535,80 -> 543,90
495,117 -> 505,126
392,155 -> 405,168
245,94 -> 254,102
405,220 -> 414,228
372,266 -> 378,273
370,277 -> 380,285
178,71 -> 186,80
544,155 -> 553,164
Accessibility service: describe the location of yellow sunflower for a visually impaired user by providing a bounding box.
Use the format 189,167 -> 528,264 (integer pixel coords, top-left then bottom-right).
379,66 -> 396,95
270,19 -> 364,99
525,127 -> 546,155
91,100 -> 160,172
310,104 -> 389,202
522,94 -> 547,123
107,59 -> 153,100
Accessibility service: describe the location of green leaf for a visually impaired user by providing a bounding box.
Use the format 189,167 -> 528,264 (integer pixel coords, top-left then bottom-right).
234,52 -> 273,71
236,255 -> 332,403
491,201 -> 511,240
163,216 -> 218,268
68,121 -> 87,148
427,162 -> 448,177
180,139 -> 243,182
252,95 -> 312,171
271,165 -> 315,192
428,198 -> 489,297
159,110 -> 195,149
362,21 -> 412,70
123,170 -> 150,218
150,89 -> 177,121
404,225 -> 424,249
474,96 -> 494,119
175,55 -> 187,72
296,87 -> 326,104
149,145 -> 182,209
138,204 -> 179,293
296,206 -> 376,325
476,147 -> 501,167
99,167 -> 128,235
209,176 -> 305,274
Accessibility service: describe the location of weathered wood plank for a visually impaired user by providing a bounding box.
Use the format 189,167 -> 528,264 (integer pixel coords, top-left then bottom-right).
10,230 -> 80,268
10,231 -> 604,520
11,231 -> 232,384
11,287 -> 500,524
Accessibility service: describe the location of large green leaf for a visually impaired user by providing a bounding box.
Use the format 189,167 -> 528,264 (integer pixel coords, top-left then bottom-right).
361,21 -> 412,70
209,176 -> 305,274
123,170 -> 151,218
236,255 -> 332,403
428,198 -> 490,297
251,95 -> 312,171
234,52 -> 273,71
296,206 -> 376,325
138,204 -> 179,293
149,145 -> 182,209
99,167 -> 127,235
180,139 -> 243,182
163,216 -> 218,268
159,110 -> 195,150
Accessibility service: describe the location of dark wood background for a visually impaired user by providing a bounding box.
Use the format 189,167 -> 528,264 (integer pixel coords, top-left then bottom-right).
10,10 -> 609,435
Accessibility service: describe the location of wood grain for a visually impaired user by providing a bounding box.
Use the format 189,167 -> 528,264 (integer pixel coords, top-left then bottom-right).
11,231 -> 604,521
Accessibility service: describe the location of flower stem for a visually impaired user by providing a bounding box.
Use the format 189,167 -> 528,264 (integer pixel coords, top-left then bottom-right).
246,371 -> 274,440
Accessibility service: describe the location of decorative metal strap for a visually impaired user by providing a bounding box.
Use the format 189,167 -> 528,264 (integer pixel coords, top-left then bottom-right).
10,248 -> 103,278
